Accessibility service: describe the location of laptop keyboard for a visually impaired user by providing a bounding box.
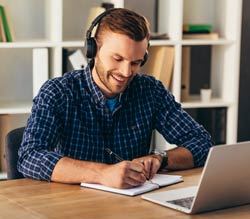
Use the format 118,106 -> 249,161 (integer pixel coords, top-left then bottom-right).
166,196 -> 194,209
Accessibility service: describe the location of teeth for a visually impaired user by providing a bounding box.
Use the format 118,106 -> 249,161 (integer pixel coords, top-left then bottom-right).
112,74 -> 125,82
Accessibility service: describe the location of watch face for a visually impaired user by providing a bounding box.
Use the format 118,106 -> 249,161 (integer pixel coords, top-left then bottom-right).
151,150 -> 167,156
151,150 -> 168,170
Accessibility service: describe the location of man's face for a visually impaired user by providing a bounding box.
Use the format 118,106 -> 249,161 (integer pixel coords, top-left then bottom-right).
92,32 -> 148,98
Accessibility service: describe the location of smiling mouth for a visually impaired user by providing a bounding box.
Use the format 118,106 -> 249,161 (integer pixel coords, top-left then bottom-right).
111,73 -> 127,83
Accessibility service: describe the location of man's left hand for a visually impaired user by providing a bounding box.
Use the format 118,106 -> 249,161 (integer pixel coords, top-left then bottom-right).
132,155 -> 162,180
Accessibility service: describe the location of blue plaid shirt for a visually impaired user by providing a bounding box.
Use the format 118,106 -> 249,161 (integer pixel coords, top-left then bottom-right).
18,65 -> 213,181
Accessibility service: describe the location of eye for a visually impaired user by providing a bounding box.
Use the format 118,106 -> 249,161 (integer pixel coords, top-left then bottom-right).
131,61 -> 141,66
113,55 -> 122,62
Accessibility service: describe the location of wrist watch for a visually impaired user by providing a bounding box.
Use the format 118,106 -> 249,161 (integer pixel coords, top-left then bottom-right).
151,150 -> 168,170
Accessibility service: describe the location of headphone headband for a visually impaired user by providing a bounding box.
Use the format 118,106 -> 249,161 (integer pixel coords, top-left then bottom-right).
86,9 -> 113,39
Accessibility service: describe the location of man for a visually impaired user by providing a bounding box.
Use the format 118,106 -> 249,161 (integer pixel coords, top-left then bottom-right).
18,8 -> 213,189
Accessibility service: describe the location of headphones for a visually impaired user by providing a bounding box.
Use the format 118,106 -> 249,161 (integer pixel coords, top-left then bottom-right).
85,9 -> 148,67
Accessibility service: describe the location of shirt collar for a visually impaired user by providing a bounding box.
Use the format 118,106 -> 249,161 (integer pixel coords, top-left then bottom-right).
84,64 -> 106,106
84,64 -> 132,107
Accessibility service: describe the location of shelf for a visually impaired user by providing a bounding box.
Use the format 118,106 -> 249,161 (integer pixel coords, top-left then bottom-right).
149,40 -> 177,46
0,41 -> 56,48
181,38 -> 235,46
0,102 -> 32,114
0,40 -> 84,48
61,41 -> 85,48
0,0 -> 243,156
181,96 -> 232,109
182,101 -> 231,109
0,41 -> 86,49
0,38 -> 234,49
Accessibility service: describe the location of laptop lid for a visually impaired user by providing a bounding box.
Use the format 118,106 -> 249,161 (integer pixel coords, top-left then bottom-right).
142,141 -> 250,214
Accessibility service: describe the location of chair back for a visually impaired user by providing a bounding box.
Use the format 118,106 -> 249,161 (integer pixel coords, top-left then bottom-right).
5,127 -> 25,179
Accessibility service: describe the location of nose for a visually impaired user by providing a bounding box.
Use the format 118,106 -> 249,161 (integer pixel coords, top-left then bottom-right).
120,62 -> 133,77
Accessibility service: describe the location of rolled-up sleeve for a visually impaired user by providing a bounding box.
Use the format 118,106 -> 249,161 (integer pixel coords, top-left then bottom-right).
154,83 -> 213,167
18,80 -> 65,181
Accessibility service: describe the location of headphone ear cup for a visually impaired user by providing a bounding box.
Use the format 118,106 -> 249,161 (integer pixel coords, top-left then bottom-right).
86,37 -> 97,59
140,50 -> 148,67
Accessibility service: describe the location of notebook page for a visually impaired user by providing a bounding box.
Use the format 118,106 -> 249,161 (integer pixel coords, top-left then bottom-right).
151,174 -> 183,187
80,181 -> 158,196
80,174 -> 183,196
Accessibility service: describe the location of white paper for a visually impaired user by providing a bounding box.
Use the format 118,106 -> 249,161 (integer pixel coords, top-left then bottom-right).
81,174 -> 183,196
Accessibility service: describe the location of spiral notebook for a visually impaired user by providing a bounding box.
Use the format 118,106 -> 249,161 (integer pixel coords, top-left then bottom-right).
80,174 -> 183,196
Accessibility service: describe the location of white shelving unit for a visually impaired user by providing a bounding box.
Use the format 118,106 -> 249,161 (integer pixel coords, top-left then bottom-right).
0,0 -> 242,171
155,0 -> 242,147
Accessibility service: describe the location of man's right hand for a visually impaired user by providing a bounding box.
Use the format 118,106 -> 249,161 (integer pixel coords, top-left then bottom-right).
51,157 -> 147,188
100,161 -> 147,189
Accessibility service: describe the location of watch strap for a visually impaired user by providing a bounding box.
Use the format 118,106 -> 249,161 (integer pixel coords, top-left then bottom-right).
151,150 -> 168,170
159,153 -> 168,170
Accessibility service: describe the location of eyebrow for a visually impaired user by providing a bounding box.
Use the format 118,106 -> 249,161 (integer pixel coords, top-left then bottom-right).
113,53 -> 144,63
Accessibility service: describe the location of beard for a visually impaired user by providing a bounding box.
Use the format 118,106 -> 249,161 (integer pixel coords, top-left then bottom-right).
94,57 -> 134,97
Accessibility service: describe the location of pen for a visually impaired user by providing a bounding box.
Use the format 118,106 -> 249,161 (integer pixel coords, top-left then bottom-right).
105,148 -> 124,162
105,148 -> 151,182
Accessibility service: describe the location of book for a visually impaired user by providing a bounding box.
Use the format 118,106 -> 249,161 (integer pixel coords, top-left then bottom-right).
85,7 -> 105,35
186,107 -> 227,145
62,48 -> 70,73
183,32 -> 219,40
68,49 -> 87,70
0,115 -> 10,172
4,5 -> 14,42
0,5 -> 12,42
141,46 -> 175,88
80,174 -> 183,196
181,46 -> 191,102
189,46 -> 211,95
150,32 -> 169,40
183,24 -> 213,33
0,14 -> 6,42
197,108 -> 227,145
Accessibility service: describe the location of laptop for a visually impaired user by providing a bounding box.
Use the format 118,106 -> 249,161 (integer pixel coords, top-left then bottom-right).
142,141 -> 250,214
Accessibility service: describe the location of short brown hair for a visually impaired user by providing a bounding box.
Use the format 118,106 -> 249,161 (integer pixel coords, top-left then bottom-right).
95,8 -> 150,42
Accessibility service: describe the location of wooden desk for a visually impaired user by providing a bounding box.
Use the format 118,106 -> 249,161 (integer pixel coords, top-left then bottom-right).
0,168 -> 249,219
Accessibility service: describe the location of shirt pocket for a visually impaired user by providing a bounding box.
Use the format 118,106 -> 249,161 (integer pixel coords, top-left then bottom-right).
116,121 -> 152,159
